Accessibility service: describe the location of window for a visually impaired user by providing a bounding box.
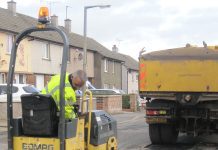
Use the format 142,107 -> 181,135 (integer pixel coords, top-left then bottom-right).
44,43 -> 50,59
0,73 -> 6,84
112,61 -> 115,74
15,74 -> 26,84
19,74 -> 24,84
104,58 -> 108,72
7,34 -> 14,54
136,74 -> 138,81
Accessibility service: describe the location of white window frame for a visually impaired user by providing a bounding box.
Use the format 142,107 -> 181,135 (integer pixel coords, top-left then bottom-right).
43,43 -> 50,60
19,74 -> 25,84
7,34 -> 14,54
14,74 -> 26,84
104,58 -> 108,72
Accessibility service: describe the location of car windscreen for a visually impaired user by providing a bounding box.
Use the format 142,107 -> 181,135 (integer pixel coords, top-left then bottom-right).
0,85 -> 18,95
22,86 -> 39,93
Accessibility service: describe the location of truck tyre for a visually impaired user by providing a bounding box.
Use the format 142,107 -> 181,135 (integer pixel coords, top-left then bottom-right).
160,124 -> 178,144
149,124 -> 162,144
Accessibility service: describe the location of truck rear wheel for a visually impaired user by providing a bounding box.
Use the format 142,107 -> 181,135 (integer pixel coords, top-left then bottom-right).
149,124 -> 162,144
149,124 -> 178,145
160,124 -> 178,144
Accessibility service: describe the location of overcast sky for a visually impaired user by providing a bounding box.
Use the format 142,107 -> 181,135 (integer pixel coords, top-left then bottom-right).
1,0 -> 218,60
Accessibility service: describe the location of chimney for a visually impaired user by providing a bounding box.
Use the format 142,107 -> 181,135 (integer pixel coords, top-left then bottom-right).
51,15 -> 58,27
112,45 -> 118,52
7,0 -> 16,16
64,19 -> 71,32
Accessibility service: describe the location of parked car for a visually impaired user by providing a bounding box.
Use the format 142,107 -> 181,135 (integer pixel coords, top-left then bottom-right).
0,84 -> 40,102
86,81 -> 96,90
90,89 -> 125,95
75,81 -> 96,97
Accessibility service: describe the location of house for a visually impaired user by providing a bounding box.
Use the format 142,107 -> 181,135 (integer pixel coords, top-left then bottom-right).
110,45 -> 139,94
0,1 -> 95,90
124,55 -> 139,94
0,1 -> 128,91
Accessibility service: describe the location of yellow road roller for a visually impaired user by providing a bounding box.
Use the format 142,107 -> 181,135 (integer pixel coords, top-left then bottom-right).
7,7 -> 117,150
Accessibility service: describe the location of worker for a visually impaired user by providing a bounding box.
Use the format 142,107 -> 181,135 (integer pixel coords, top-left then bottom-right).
41,70 -> 87,119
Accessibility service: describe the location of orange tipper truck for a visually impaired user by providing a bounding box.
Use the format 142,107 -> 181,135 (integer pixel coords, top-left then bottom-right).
139,44 -> 218,144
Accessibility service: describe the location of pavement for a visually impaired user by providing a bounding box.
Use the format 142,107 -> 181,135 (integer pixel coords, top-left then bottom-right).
0,119 -> 7,150
113,111 -> 149,150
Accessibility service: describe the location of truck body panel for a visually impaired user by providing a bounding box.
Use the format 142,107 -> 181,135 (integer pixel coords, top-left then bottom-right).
140,59 -> 218,92
139,47 -> 218,92
139,46 -> 218,144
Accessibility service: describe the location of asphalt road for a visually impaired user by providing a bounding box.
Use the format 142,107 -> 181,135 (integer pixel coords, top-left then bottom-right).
1,111 -> 218,150
114,111 -> 218,150
113,111 -> 149,150
0,111 -> 147,150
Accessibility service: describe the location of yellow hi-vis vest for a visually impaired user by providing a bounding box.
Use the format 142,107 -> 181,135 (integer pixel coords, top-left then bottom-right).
41,74 -> 76,119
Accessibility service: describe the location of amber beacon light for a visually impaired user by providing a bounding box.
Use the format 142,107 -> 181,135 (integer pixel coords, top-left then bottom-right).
38,7 -> 49,24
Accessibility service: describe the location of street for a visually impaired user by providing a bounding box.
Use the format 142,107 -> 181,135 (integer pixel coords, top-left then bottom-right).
1,112 -> 147,150
115,111 -> 218,150
1,111 -> 218,149
114,111 -> 149,150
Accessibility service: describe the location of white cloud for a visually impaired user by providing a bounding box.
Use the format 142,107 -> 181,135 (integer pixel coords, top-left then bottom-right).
159,0 -> 218,12
112,0 -> 146,15
2,0 -> 218,60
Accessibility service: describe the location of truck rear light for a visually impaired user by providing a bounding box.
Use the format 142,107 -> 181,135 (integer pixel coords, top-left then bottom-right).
146,110 -> 167,116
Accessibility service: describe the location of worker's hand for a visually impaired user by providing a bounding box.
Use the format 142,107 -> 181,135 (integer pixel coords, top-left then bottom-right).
73,104 -> 80,117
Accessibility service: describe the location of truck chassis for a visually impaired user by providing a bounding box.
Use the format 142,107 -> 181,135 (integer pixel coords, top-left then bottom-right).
142,92 -> 218,144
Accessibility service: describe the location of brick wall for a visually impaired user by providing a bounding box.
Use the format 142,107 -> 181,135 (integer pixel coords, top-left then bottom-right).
44,74 -> 51,85
96,97 -> 104,110
26,74 -> 51,87
95,95 -> 122,114
26,74 -> 35,85
0,95 -> 123,120
0,102 -> 22,120
129,94 -> 137,112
